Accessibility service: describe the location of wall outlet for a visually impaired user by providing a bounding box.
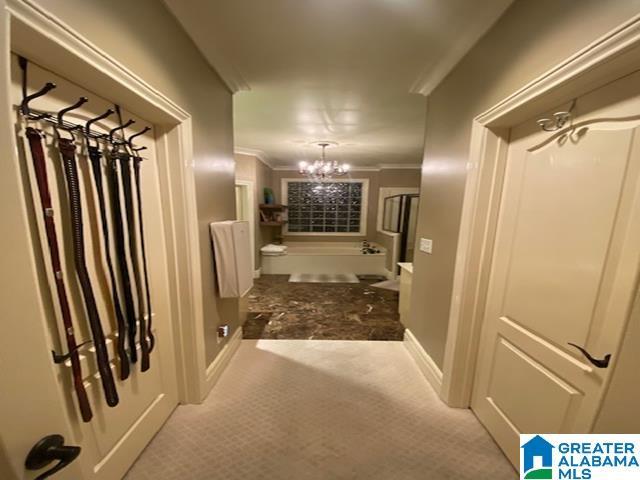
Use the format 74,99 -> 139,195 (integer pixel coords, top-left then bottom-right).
420,238 -> 433,254
217,324 -> 230,343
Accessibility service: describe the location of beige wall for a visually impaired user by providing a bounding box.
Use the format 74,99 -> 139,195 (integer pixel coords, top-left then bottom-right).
408,0 -> 640,369
272,169 -> 420,243
32,0 -> 240,366
379,169 -> 422,189
235,153 -> 275,269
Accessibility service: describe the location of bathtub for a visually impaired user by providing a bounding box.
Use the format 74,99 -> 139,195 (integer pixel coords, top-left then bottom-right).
261,242 -> 387,275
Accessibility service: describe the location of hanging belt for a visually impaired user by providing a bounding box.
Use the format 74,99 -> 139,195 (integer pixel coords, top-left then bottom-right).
87,146 -> 130,380
58,137 -> 119,407
133,156 -> 155,353
26,128 -> 93,422
120,153 -> 150,371
107,150 -> 138,365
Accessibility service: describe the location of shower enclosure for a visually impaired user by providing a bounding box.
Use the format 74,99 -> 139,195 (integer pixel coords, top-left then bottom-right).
382,194 -> 419,265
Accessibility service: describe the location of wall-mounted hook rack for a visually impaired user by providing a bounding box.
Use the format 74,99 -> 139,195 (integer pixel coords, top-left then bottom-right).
109,119 -> 135,144
127,126 -> 151,153
537,99 -> 577,132
20,82 -> 56,117
57,97 -> 88,128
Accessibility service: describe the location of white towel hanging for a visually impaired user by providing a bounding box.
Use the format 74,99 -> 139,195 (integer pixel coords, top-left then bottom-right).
210,221 -> 253,298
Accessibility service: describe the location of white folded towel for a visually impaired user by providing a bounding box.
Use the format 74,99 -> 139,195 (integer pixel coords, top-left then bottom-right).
261,244 -> 288,255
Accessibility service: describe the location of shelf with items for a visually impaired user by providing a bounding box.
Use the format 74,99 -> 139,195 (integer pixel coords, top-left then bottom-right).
259,204 -> 288,226
258,204 -> 288,210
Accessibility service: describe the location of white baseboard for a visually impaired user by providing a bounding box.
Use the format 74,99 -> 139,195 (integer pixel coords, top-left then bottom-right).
204,326 -> 242,396
253,268 -> 261,279
404,329 -> 443,396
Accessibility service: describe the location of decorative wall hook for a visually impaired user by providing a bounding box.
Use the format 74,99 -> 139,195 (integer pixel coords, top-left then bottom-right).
85,109 -> 115,147
20,82 -> 56,117
51,340 -> 92,364
57,97 -> 88,128
85,108 -> 114,135
109,118 -> 135,144
536,99 -> 577,132
127,126 -> 151,153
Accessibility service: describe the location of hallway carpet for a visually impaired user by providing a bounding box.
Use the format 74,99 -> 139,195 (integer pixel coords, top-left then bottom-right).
125,340 -> 516,480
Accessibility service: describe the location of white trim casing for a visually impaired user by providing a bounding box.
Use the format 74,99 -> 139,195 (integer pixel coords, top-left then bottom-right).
1,0 -> 224,476
440,14 -> 640,408
404,329 -> 443,395
281,178 -> 370,236
235,179 -> 256,273
377,230 -> 400,279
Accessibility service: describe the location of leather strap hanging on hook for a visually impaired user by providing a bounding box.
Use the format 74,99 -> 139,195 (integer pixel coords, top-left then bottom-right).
58,137 -> 119,407
25,127 -> 93,422
107,148 -> 139,365
133,154 -> 155,353
87,145 -> 130,380
127,127 -> 154,353
119,152 -> 151,371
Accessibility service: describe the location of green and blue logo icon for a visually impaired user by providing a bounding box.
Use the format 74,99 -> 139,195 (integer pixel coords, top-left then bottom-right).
521,435 -> 554,479
519,434 -> 640,479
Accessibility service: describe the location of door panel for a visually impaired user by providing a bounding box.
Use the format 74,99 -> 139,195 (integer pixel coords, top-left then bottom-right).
502,128 -> 633,348
472,69 -> 640,468
489,338 -> 579,434
9,55 -> 178,479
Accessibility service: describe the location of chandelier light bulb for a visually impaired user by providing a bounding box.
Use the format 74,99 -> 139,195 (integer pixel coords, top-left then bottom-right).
298,142 -> 349,181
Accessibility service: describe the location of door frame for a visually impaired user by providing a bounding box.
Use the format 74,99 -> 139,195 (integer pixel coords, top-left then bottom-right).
1,0 -> 211,476
441,14 -> 640,408
235,179 -> 256,274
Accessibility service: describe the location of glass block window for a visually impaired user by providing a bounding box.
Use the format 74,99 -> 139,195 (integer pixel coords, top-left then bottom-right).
286,181 -> 365,233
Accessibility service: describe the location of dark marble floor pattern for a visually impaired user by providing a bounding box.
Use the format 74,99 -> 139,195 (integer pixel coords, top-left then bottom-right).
243,275 -> 405,340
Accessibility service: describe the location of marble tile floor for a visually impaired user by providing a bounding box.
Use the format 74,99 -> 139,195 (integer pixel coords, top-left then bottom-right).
243,274 -> 405,340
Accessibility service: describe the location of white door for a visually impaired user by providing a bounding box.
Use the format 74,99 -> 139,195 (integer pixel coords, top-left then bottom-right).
472,70 -> 640,466
1,56 -> 178,479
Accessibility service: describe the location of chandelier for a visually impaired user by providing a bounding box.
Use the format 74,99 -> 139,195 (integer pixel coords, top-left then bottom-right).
298,142 -> 350,181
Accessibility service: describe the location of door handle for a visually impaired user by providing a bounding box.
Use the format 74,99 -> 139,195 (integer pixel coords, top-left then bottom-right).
25,434 -> 80,479
567,343 -> 611,369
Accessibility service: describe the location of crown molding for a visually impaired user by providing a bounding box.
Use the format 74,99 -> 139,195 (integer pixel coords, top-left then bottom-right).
271,163 -> 422,172
272,166 -> 380,172
378,164 -> 422,170
475,12 -> 640,126
162,0 -> 249,93
409,0 -> 513,96
234,147 -> 275,169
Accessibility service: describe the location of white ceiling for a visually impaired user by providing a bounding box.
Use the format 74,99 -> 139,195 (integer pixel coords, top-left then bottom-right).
163,0 -> 513,168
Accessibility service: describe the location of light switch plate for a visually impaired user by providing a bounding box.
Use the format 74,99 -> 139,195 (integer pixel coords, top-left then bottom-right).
420,238 -> 433,254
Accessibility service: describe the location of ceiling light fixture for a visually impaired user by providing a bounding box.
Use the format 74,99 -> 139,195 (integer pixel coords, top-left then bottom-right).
298,142 -> 350,181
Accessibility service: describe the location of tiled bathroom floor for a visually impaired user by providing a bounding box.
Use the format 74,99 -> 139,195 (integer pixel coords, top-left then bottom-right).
243,275 -> 405,340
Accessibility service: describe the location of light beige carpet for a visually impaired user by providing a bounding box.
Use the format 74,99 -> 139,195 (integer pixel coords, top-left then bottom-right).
125,340 -> 516,480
